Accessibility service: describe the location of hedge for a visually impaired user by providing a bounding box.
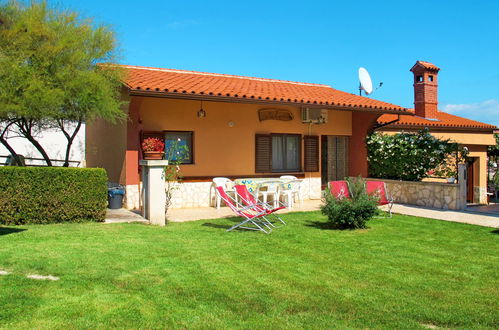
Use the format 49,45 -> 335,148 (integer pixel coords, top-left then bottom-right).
0,167 -> 108,225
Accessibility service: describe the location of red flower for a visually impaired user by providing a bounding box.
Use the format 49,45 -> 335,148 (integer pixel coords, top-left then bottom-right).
142,138 -> 165,152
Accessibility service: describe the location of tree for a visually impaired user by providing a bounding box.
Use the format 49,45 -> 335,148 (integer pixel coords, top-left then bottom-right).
0,1 -> 125,166
367,129 -> 463,181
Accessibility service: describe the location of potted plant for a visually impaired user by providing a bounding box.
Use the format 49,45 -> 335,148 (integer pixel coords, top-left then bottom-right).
142,137 -> 165,160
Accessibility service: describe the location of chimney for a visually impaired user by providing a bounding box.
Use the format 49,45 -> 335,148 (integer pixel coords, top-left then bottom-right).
410,61 -> 440,119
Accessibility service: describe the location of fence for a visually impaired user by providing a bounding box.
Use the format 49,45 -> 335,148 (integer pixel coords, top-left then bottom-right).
0,155 -> 81,167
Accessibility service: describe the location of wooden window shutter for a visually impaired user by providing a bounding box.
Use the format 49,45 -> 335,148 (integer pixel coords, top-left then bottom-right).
304,135 -> 319,172
336,137 -> 349,179
255,134 -> 272,173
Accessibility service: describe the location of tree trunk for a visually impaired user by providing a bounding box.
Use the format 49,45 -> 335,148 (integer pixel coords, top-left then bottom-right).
0,136 -> 21,165
16,119 -> 52,166
59,120 -> 82,167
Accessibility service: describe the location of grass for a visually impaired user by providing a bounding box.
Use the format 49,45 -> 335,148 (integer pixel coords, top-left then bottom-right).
0,212 -> 498,329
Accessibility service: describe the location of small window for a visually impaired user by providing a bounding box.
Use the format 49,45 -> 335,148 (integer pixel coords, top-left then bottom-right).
164,131 -> 193,164
416,75 -> 424,82
428,75 -> 434,82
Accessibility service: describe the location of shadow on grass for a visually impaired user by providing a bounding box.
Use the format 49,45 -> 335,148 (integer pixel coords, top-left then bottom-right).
0,227 -> 26,236
491,229 -> 499,235
305,220 -> 369,231
202,216 -> 241,230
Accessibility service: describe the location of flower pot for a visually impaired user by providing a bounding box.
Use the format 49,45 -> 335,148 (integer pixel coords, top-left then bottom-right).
143,151 -> 164,160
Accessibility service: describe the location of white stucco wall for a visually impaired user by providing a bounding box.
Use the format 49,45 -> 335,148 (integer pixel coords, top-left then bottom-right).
0,123 -> 85,167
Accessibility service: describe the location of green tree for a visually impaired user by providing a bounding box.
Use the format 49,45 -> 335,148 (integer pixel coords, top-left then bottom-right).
367,128 -> 462,181
0,0 -> 125,166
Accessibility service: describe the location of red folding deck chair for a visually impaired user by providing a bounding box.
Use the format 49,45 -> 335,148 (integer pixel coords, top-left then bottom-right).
328,181 -> 351,199
366,181 -> 394,217
215,186 -> 273,234
234,185 -> 286,225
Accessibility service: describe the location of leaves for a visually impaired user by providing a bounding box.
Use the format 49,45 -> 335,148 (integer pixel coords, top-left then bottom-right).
367,128 -> 462,181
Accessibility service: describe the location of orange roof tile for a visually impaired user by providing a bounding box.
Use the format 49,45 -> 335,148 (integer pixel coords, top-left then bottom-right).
378,110 -> 496,130
412,61 -> 440,71
118,64 -> 409,113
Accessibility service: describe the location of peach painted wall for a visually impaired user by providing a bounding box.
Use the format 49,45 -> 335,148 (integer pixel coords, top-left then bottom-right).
137,96 -> 352,178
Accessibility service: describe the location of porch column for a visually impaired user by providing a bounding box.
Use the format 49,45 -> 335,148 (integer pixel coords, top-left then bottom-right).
140,160 -> 168,226
349,112 -> 380,177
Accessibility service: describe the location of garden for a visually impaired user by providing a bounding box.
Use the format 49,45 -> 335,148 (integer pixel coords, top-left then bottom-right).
0,213 -> 498,328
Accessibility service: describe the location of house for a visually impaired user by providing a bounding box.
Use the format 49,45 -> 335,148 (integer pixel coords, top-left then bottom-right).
377,61 -> 497,204
85,65 -> 411,209
85,62 -> 496,209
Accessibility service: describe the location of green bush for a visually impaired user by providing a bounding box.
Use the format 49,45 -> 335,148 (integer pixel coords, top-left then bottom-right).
367,128 -> 461,181
321,177 -> 379,229
0,167 -> 107,225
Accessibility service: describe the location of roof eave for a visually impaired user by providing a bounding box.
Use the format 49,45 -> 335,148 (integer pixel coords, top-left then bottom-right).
128,89 -> 412,115
377,123 -> 496,133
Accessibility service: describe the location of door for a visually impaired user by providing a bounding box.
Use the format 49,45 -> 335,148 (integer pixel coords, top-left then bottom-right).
321,136 -> 349,186
466,158 -> 475,203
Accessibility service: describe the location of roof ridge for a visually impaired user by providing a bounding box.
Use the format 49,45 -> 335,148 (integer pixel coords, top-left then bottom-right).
117,64 -> 332,88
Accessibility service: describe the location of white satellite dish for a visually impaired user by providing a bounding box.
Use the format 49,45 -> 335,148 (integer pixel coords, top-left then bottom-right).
358,67 -> 373,95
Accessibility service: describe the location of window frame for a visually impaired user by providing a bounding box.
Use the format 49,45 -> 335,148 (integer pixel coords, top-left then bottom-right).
270,133 -> 302,173
164,130 -> 194,165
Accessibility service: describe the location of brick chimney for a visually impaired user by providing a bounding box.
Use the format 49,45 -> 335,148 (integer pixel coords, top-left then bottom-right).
410,61 -> 440,119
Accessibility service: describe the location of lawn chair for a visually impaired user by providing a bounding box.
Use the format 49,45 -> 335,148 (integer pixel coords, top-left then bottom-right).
328,180 -> 351,200
280,179 -> 303,209
366,181 -> 394,217
255,180 -> 281,209
215,186 -> 273,234
234,184 -> 286,225
211,177 -> 236,209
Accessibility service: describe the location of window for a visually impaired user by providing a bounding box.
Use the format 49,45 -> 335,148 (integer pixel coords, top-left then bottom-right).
272,134 -> 300,172
416,75 -> 424,82
428,75 -> 434,82
164,131 -> 193,164
255,134 -> 301,173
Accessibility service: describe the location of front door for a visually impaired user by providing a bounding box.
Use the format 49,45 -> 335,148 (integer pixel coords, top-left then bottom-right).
466,158 -> 476,203
321,136 -> 349,186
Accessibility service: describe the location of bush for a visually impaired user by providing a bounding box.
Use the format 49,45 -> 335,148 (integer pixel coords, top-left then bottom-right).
321,177 -> 379,229
367,129 -> 461,181
0,167 -> 107,225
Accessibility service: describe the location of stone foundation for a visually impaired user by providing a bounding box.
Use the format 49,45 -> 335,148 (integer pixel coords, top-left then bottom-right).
123,177 -> 322,210
367,178 -> 466,210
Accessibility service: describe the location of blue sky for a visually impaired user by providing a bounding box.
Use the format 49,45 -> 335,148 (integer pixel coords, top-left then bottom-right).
57,0 -> 499,126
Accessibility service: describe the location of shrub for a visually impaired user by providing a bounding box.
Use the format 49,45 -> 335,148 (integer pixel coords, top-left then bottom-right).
0,167 -> 107,225
367,128 -> 461,181
321,177 -> 379,229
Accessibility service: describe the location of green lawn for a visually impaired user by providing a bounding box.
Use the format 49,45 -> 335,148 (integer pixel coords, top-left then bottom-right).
0,212 -> 497,329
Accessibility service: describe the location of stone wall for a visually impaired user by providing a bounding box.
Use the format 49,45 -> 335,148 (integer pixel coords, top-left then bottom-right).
366,178 -> 465,210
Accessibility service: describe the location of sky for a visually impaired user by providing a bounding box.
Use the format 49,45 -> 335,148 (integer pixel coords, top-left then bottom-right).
54,0 -> 499,126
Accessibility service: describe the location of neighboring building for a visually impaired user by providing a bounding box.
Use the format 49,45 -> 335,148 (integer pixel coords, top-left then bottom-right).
0,125 -> 85,167
86,65 -> 411,209
377,61 -> 497,204
86,62 -> 496,209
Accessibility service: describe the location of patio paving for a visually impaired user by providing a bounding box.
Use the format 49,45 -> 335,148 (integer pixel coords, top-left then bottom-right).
105,208 -> 149,224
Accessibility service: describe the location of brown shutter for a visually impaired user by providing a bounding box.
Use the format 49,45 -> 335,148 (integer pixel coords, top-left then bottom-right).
304,135 -> 319,172
336,137 -> 349,180
255,134 -> 272,173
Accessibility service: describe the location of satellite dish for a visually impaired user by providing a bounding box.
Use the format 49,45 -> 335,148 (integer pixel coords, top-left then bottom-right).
358,67 -> 373,95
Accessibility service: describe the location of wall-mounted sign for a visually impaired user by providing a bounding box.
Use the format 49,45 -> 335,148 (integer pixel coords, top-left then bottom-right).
258,108 -> 294,122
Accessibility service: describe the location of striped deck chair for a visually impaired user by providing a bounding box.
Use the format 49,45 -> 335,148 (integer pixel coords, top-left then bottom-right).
215,186 -> 273,234
366,181 -> 394,217
328,180 -> 351,200
234,185 -> 286,225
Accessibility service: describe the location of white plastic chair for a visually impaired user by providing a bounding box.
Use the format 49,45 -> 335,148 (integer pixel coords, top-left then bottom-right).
280,179 -> 303,209
211,177 -> 235,209
255,180 -> 281,209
